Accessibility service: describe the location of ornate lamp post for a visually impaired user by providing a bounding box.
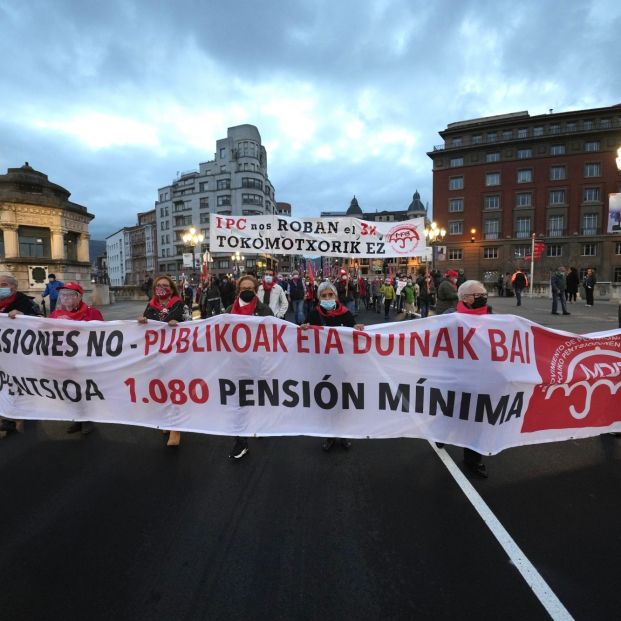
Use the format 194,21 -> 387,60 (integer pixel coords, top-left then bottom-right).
182,227 -> 204,284
424,221 -> 446,272
231,251 -> 245,277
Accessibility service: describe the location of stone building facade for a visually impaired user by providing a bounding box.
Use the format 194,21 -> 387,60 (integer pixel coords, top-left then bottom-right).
0,163 -> 94,295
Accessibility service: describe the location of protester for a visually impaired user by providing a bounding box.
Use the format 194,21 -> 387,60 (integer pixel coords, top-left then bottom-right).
551,267 -> 570,316
402,277 -> 417,319
49,282 -> 103,435
583,268 -> 597,307
141,274 -> 154,299
0,273 -> 41,434
288,271 -> 306,325
497,273 -> 505,297
435,270 -> 459,315
335,269 -> 356,315
226,274 -> 274,460
371,277 -> 382,313
257,269 -> 289,319
417,272 -> 435,318
303,277 -> 318,321
200,275 -> 222,317
511,269 -> 528,307
565,267 -> 579,303
219,275 -> 236,309
42,273 -> 64,313
379,277 -> 395,321
138,275 -> 191,447
437,279 -> 492,478
301,281 -> 364,452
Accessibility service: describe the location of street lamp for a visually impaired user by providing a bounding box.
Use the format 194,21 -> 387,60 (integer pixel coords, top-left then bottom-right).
231,251 -> 245,277
470,228 -> 477,243
182,227 -> 204,284
425,221 -> 446,271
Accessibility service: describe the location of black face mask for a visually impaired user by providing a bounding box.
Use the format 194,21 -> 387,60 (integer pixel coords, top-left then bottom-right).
239,290 -> 255,303
471,296 -> 488,309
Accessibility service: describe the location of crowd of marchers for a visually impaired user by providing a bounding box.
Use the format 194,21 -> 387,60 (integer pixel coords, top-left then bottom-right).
0,265 -> 609,477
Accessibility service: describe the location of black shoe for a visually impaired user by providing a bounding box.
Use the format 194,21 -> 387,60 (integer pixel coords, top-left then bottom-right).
563,312 -> 570,315
551,312 -> 560,315
0,419 -> 17,432
229,438 -> 248,459
340,438 -> 352,449
66,422 -> 82,434
435,442 -> 445,448
465,461 -> 488,478
322,438 -> 335,452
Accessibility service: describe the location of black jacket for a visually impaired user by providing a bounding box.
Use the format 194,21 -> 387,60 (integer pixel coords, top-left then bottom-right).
142,299 -> 189,322
307,305 -> 356,327
1,291 -> 41,316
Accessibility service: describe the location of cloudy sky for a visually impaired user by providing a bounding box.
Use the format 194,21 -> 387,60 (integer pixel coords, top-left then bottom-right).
1,0 -> 620,239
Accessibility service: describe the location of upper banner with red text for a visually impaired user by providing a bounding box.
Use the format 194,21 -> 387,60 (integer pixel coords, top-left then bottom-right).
209,214 -> 427,258
1,313 -> 620,454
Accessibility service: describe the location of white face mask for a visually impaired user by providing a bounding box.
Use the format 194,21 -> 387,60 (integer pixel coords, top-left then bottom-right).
264,275 -> 273,284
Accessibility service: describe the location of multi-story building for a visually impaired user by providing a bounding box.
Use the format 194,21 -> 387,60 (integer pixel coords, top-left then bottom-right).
155,124 -> 279,279
0,163 -> 94,295
105,229 -> 126,286
320,192 -> 428,276
427,104 -> 621,285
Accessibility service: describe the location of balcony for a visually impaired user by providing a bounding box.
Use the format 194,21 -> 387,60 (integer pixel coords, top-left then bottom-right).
547,229 -> 566,237
581,228 -> 601,235
514,231 -> 531,239
483,232 -> 500,240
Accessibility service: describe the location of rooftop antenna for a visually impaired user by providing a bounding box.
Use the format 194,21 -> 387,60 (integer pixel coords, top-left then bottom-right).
549,108 -> 553,114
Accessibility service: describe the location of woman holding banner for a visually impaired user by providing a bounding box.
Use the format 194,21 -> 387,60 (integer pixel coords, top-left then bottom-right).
49,282 -> 104,435
138,275 -> 191,447
225,274 -> 274,460
301,281 -> 364,452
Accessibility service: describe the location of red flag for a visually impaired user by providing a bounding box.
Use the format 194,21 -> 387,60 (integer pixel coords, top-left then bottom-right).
307,261 -> 315,285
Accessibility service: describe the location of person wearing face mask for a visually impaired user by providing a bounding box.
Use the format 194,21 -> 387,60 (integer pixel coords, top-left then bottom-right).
288,271 -> 306,325
0,273 -> 41,435
257,270 -> 289,319
49,282 -> 103,435
435,270 -> 459,315
335,270 -> 356,315
138,275 -> 191,447
436,280 -> 491,478
301,281 -> 364,452
379,278 -> 395,321
303,277 -> 317,322
402,278 -> 417,319
226,275 -> 273,460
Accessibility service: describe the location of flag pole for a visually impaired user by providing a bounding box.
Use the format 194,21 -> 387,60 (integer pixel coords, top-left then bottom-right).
529,233 -> 535,297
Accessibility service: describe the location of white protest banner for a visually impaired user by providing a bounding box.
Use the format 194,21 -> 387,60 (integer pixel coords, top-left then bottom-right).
1,314 -> 620,454
607,193 -> 621,233
209,214 -> 427,258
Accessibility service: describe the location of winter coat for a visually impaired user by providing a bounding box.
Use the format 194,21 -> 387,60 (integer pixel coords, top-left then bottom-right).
435,279 -> 458,314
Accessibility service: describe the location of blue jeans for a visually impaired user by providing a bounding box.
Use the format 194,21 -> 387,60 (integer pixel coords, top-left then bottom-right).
552,290 -> 568,314
292,299 -> 305,324
515,288 -> 523,306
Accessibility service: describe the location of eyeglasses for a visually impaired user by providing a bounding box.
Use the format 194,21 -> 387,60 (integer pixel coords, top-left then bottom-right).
59,292 -> 79,297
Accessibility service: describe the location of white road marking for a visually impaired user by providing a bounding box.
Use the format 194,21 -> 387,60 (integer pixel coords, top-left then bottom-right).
431,443 -> 574,621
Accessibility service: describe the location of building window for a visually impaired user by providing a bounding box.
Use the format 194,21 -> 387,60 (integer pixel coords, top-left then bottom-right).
585,162 -> 601,177
533,126 -> 544,136
18,226 -> 51,258
614,267 -> 621,283
484,195 -> 500,210
549,190 -> 565,205
583,187 -> 600,202
502,130 -> 513,140
517,148 -> 532,159
517,128 -> 528,138
585,141 -> 600,152
546,244 -> 563,257
0,230 -> 4,258
448,249 -> 463,260
582,214 -> 598,235
549,124 -> 561,134
566,122 -> 577,132
516,217 -> 531,239
581,243 -> 597,256
616,242 -> 621,255
218,260 -> 229,269
550,166 -> 566,181
471,135 -> 482,144
516,192 -> 532,207
548,215 -> 564,237
64,232 -> 79,262
199,182 -> 208,192
219,148 -> 226,159
487,132 -> 497,142
483,247 -> 499,259
242,193 -> 263,206
514,245 -> 530,258
216,179 -> 230,190
449,157 -> 464,167
449,176 -> 464,190
485,172 -> 500,186
242,177 -> 263,190
449,198 -> 464,212
517,169 -> 533,183
485,152 -> 500,163
550,144 -> 565,155
600,118 -> 611,128
583,120 -> 593,130
199,197 -> 209,208
217,195 -> 231,207
199,213 -> 210,224
448,221 -> 463,235
451,137 -> 463,147
484,219 -> 500,240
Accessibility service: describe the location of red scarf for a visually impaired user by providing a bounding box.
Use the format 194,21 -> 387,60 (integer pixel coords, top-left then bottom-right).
0,293 -> 17,311
231,296 -> 258,315
51,301 -> 91,321
262,280 -> 274,292
456,301 -> 490,315
148,295 -> 182,312
317,301 -> 349,318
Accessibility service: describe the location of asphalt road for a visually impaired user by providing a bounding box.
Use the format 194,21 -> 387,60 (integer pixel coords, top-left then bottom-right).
1,297 -> 620,620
